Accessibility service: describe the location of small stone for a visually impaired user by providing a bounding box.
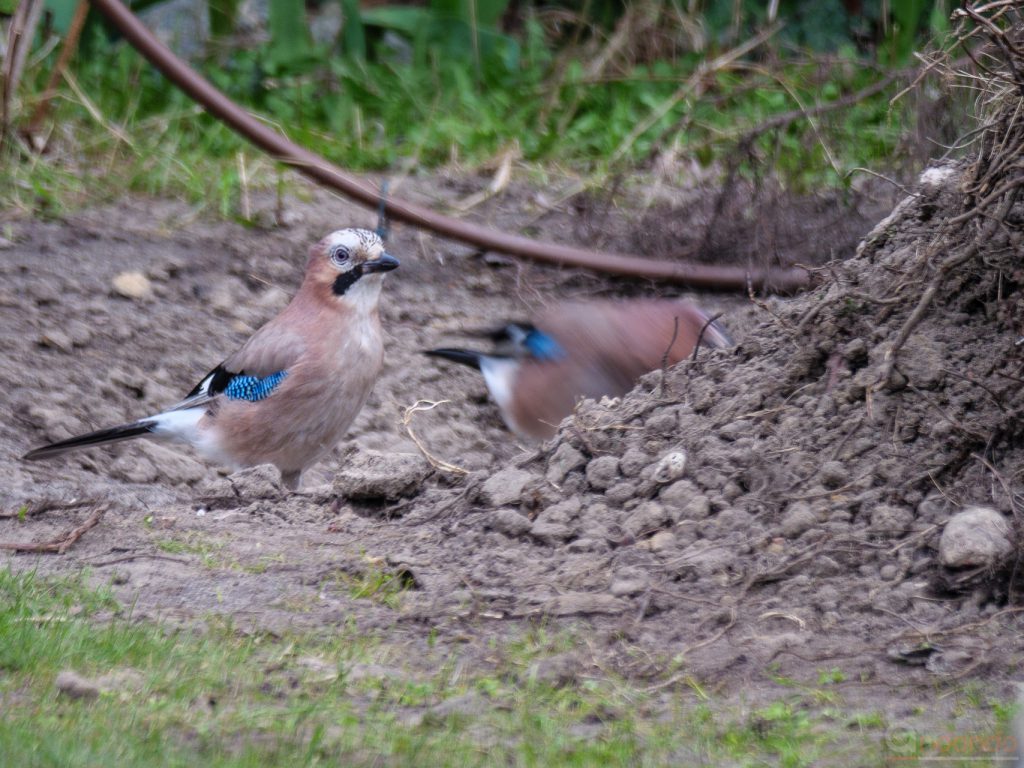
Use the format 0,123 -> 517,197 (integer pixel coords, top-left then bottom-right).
333,451 -> 432,500
604,482 -> 637,506
479,468 -> 534,506
525,652 -> 581,686
489,508 -> 532,537
842,338 -> 868,363
778,502 -> 817,538
540,592 -> 628,616
819,461 -> 847,489
585,456 -> 620,490
567,537 -> 609,553
610,578 -> 647,596
96,668 -> 145,694
925,648 -> 975,677
26,405 -> 73,437
917,494 -> 950,523
645,411 -> 678,433
619,448 -> 649,478
580,502 -> 610,525
343,663 -> 405,683
55,670 -> 100,701
530,521 -> 573,545
721,481 -> 743,502
716,507 -> 752,529
66,320 -> 93,347
112,271 -> 152,299
39,329 -> 73,352
898,333 -> 946,390
939,506 -> 1013,568
420,693 -> 486,724
29,281 -> 60,304
869,504 -> 914,534
692,466 -> 726,491
546,444 -> 586,484
536,497 -> 581,525
642,530 -> 676,552
813,584 -> 841,613
651,451 -> 687,484
675,542 -> 734,576
681,494 -> 711,520
224,464 -> 283,497
880,564 -> 899,580
718,421 -> 752,442
139,442 -> 207,485
659,480 -> 699,511
918,164 -> 957,187
623,501 -> 669,538
207,285 -> 235,312
811,555 -> 842,576
295,656 -> 339,682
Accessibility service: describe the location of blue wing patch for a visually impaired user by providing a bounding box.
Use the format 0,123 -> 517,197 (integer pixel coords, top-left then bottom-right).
525,329 -> 565,361
224,371 -> 288,402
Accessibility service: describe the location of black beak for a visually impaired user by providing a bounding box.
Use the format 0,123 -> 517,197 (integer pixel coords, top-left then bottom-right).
424,348 -> 484,370
363,252 -> 400,273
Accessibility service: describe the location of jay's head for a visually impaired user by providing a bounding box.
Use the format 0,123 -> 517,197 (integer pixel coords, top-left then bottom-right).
306,228 -> 399,309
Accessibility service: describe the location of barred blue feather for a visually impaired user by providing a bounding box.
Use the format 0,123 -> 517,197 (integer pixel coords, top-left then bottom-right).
224,371 -> 288,402
524,329 -> 565,361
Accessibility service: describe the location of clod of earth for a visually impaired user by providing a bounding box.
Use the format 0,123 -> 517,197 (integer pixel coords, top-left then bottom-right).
938,506 -> 1014,569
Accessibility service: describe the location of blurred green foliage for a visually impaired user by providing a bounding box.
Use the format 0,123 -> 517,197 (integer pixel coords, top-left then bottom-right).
699,0 -> 949,61
2,0 -> 947,216
65,22 -> 903,180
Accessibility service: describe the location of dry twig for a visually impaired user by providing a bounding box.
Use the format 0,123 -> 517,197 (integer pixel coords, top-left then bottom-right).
0,505 -> 107,554
401,400 -> 469,475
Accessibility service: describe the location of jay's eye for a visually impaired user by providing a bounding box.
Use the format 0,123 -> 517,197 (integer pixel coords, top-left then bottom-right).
330,246 -> 351,265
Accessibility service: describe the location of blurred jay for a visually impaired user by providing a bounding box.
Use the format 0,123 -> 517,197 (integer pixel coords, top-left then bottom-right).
426,299 -> 732,441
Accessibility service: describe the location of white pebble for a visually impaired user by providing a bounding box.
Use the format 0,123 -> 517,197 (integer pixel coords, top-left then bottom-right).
652,451 -> 687,484
112,271 -> 152,299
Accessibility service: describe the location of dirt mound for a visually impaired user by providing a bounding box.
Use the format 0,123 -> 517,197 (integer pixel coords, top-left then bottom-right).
448,160 -> 1024,689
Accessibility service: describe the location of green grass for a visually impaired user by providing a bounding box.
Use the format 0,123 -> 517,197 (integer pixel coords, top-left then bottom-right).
154,533 -> 279,574
0,567 -> 1013,766
1,28 -> 920,221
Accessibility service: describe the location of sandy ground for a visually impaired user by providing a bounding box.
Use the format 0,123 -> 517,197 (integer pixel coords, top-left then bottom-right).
1,171 -> 1017,746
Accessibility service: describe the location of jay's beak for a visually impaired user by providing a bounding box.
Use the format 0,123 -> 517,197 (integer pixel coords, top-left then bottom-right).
424,348 -> 484,370
363,252 -> 400,273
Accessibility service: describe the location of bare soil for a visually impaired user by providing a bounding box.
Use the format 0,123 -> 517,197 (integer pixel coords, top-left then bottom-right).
1,170 -> 1017,742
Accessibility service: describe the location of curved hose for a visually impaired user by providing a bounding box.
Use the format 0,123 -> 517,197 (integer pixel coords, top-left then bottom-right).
90,0 -> 811,292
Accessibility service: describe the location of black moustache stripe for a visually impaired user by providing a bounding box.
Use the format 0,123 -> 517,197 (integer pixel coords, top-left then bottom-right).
332,265 -> 363,296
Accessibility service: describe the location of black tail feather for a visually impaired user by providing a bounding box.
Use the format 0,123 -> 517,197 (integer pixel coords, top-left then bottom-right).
22,421 -> 157,461
423,348 -> 484,370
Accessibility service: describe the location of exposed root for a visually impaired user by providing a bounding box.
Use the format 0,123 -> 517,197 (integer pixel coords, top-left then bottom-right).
401,400 -> 469,475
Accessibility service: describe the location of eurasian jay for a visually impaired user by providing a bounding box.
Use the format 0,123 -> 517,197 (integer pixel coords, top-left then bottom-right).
426,299 -> 732,441
23,228 -> 399,490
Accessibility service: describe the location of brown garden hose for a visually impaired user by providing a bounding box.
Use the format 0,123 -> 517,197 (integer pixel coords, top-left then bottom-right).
90,0 -> 812,292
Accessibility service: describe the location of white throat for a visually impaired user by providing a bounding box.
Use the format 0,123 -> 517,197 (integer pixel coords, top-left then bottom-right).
341,273 -> 384,313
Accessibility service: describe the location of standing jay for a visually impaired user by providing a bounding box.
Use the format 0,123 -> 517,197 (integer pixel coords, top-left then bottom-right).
23,228 -> 399,490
